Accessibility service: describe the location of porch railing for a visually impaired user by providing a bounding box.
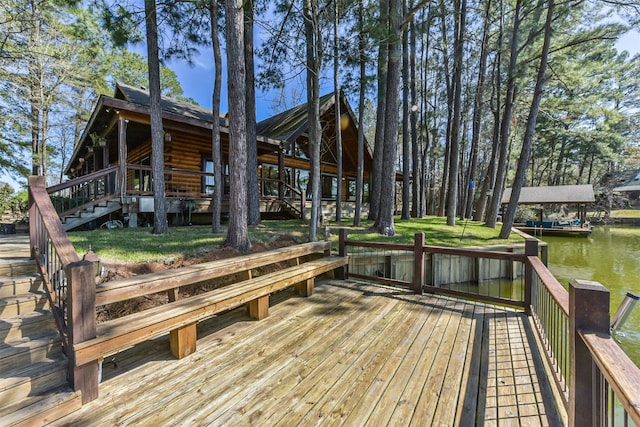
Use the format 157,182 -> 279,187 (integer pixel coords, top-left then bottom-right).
48,166 -> 306,219
338,229 -> 640,426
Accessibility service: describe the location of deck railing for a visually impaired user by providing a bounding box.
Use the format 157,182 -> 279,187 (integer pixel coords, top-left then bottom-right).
528,254 -> 571,406
29,176 -> 99,403
339,229 -> 532,309
339,229 -> 640,426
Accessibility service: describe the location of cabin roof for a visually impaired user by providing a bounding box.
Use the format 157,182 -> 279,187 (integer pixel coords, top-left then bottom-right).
115,83 -> 227,127
612,170 -> 640,192
256,93 -> 336,142
501,184 -> 595,204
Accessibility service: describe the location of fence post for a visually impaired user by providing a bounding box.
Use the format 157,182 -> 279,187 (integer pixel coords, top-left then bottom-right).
66,260 -> 99,403
569,279 -> 610,427
413,232 -> 425,294
338,228 -> 347,280
524,238 -> 538,316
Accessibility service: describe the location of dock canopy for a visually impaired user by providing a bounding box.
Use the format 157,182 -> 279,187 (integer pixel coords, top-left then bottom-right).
501,184 -> 595,205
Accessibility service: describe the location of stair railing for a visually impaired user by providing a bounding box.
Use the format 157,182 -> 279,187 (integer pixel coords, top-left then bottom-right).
46,166 -> 119,218
29,176 -> 99,403
281,182 -> 305,219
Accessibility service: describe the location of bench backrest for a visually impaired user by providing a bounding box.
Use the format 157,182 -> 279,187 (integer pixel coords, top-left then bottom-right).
95,240 -> 332,306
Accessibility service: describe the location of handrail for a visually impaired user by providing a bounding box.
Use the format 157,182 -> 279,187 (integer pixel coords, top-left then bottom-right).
580,330 -> 640,425
529,255 -> 569,315
30,177 -> 81,266
47,166 -> 119,194
29,175 -> 98,403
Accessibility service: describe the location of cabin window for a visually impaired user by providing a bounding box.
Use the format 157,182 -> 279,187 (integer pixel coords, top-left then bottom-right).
321,174 -> 337,199
202,158 -> 229,195
261,163 -> 279,197
295,169 -> 310,199
347,178 -> 356,201
345,178 -> 369,202
133,157 -> 151,192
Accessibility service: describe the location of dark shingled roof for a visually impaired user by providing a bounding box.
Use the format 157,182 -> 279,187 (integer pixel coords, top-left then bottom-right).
256,92 -> 336,142
115,83 -> 227,127
501,185 -> 595,204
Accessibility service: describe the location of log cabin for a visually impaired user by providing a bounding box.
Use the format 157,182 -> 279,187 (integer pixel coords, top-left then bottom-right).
57,83 -> 375,230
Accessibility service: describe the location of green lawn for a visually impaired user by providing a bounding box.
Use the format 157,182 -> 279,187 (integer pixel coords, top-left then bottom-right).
68,216 -> 524,263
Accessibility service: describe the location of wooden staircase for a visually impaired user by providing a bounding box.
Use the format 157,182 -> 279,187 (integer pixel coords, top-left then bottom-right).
61,199 -> 122,231
0,235 -> 81,426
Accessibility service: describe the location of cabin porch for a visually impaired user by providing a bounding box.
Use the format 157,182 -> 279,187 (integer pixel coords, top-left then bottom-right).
55,279 -> 563,426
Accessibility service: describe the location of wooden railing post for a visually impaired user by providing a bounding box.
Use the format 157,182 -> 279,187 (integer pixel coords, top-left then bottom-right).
569,279 -> 610,427
413,232 -> 425,294
524,238 -> 538,316
338,228 -> 347,280
66,260 -> 99,403
28,176 -> 41,259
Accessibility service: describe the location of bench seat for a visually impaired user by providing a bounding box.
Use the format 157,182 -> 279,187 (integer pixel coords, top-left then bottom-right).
95,241 -> 332,307
73,256 -> 347,367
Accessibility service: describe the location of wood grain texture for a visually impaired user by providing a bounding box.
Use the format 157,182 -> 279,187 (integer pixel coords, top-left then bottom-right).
58,280 -> 562,426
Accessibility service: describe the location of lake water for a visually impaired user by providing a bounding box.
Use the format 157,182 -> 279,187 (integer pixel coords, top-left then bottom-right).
539,226 -> 640,368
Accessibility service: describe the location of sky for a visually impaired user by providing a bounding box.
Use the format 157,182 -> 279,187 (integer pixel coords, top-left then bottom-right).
170,29 -> 640,121
2,27 -> 639,191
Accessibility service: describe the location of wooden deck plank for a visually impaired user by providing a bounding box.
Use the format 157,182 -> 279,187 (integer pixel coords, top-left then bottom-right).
282,291 -> 447,426
207,284 -> 408,426
55,280 -> 563,426
377,297 -> 455,426
357,299 -> 462,426
406,300 -> 469,426
431,302 -> 478,425
119,283 -> 378,425
152,283 -> 401,425
61,285 -> 359,425
455,303 -> 486,425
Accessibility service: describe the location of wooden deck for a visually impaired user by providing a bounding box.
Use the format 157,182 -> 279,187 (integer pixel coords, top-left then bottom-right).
56,279 -> 564,426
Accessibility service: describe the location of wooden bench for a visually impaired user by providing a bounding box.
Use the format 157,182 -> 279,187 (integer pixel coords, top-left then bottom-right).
73,241 -> 347,370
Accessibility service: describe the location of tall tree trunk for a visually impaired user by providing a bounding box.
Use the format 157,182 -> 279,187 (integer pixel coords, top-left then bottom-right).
474,13 -> 503,222
401,0 -> 410,220
485,0 -> 522,229
446,0 -> 466,227
244,0 -> 260,226
410,1 -> 420,218
368,0 -> 389,221
145,0 -> 168,234
373,0 -> 401,235
354,0 -> 366,227
500,0 -> 554,238
304,0 -> 323,241
210,0 -> 223,234
225,0 -> 250,251
28,1 -> 41,176
437,0 -> 452,217
334,1 -> 343,222
463,0 -> 491,220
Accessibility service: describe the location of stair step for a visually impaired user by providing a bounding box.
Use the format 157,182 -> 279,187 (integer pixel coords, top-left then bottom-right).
0,335 -> 62,371
0,258 -> 36,277
0,311 -> 57,342
0,274 -> 42,298
0,359 -> 68,408
0,386 -> 81,427
0,293 -> 49,317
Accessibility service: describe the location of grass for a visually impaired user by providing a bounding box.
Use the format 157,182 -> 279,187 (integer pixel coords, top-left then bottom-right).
610,209 -> 640,218
68,216 -> 524,263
